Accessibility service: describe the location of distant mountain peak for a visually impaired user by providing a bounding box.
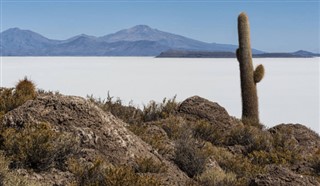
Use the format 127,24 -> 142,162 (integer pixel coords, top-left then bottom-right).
130,25 -> 152,30
125,25 -> 155,34
7,27 -> 21,31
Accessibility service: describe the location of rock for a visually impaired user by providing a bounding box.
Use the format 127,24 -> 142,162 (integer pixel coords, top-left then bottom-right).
269,124 -> 320,155
250,165 -> 320,186
2,95 -> 190,185
178,96 -> 241,129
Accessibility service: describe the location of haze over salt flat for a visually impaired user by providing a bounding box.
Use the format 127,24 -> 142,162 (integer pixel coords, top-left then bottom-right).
1,57 -> 319,133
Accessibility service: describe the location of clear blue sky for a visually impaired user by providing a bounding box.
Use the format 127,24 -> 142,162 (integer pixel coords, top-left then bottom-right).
1,0 -> 319,53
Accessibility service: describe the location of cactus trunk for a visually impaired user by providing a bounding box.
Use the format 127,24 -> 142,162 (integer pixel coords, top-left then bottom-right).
237,12 -> 264,127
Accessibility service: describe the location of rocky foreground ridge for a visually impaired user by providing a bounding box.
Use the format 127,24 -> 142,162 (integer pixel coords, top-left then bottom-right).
0,90 -> 319,185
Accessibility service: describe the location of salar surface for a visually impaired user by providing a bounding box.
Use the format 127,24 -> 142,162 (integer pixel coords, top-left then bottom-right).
1,57 -> 319,133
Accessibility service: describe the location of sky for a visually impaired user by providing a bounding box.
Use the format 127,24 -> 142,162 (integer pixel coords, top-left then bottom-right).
1,0 -> 319,53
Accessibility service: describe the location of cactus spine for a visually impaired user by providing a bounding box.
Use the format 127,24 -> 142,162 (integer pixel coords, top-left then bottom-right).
236,12 -> 265,127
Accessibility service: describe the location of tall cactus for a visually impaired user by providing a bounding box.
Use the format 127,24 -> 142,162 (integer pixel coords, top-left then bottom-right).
236,12 -> 265,127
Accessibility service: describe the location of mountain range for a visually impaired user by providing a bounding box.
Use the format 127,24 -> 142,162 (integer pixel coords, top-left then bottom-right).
1,25 -> 265,56
1,25 -> 319,57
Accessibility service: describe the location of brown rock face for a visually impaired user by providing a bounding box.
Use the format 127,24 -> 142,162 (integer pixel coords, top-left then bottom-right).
269,124 -> 320,155
250,166 -> 320,186
2,95 -> 190,185
178,96 -> 240,129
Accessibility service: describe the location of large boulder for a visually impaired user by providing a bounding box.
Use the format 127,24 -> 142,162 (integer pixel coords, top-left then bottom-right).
269,124 -> 320,155
178,96 -> 241,129
250,165 -> 320,186
2,95 -> 190,185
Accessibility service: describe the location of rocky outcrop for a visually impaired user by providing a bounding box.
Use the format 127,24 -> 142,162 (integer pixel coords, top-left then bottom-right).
2,95 -> 190,185
269,124 -> 320,155
178,96 -> 241,129
250,166 -> 320,186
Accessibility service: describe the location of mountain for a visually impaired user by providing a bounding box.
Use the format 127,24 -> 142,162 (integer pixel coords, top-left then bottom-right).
292,50 -> 320,57
0,25 -> 274,56
100,25 -> 264,54
0,28 -> 58,56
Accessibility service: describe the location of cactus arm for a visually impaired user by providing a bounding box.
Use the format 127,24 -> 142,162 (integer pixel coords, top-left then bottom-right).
254,64 -> 265,83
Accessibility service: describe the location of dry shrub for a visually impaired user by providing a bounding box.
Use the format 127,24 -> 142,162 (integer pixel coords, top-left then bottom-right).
195,167 -> 237,186
134,157 -> 167,173
0,152 -> 45,186
0,77 -> 37,114
157,116 -> 186,140
0,88 -> 15,113
128,124 -> 173,157
143,96 -> 178,122
87,93 -> 143,124
226,125 -> 272,153
1,123 -> 79,171
68,158 -> 161,186
174,137 -> 207,178
204,144 -> 266,184
267,127 -> 303,165
193,120 -> 225,145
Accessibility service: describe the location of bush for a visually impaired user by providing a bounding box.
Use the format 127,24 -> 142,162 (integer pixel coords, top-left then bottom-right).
193,120 -> 225,145
174,137 -> 207,178
0,152 -> 45,186
128,124 -> 173,157
158,116 -> 186,140
134,157 -> 167,173
88,94 -> 179,124
87,93 -> 143,124
143,96 -> 178,122
68,158 -> 161,186
195,167 -> 237,186
204,144 -> 266,184
269,128 -> 303,165
0,88 -> 16,114
226,125 -> 272,153
0,77 -> 37,114
1,123 -> 79,171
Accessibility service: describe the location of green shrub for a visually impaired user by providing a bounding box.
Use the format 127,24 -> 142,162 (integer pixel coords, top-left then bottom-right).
88,94 -> 179,124
226,125 -> 272,153
158,116 -> 186,140
193,120 -> 225,145
134,157 -> 167,173
69,158 -> 161,186
1,123 -> 79,171
174,137 -> 207,178
204,144 -> 266,184
269,128 -> 303,165
143,96 -> 178,122
87,93 -> 143,124
128,124 -> 173,157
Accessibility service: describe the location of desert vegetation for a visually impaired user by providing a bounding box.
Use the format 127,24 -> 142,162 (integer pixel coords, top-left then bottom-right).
87,93 -> 320,185
0,75 -> 319,185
